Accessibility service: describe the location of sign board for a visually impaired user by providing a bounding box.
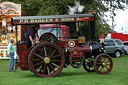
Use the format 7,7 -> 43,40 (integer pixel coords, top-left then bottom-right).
11,14 -> 94,25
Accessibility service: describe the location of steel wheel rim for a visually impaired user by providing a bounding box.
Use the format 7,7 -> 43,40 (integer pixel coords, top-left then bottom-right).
94,54 -> 113,74
29,42 -> 65,77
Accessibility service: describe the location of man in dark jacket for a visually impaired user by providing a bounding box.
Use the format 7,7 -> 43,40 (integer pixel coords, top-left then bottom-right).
25,25 -> 39,48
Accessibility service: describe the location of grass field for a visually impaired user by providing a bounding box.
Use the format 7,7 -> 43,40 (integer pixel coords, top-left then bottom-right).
0,55 -> 128,85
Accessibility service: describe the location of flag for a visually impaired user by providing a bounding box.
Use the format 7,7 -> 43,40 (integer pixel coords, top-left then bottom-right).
121,26 -> 123,31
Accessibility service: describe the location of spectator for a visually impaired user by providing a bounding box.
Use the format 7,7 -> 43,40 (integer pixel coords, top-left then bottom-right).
8,38 -> 15,72
100,39 -> 105,53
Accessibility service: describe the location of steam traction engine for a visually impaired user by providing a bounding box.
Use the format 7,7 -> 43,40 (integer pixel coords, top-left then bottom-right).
11,12 -> 113,77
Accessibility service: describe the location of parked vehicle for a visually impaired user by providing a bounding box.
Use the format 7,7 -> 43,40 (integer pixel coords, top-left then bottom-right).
123,41 -> 128,55
104,39 -> 125,58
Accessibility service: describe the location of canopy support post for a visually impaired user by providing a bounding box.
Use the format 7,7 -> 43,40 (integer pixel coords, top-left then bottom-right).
76,22 -> 79,32
15,25 -> 18,54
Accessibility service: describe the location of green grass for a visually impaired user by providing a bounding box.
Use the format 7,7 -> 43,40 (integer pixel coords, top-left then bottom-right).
0,55 -> 128,85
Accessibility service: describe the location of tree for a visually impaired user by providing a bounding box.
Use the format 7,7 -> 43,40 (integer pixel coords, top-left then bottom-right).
78,0 -> 128,36
1,0 -> 128,38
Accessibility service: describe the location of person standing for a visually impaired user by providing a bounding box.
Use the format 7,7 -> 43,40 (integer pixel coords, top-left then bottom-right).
8,38 -> 15,72
100,39 -> 105,53
25,25 -> 39,48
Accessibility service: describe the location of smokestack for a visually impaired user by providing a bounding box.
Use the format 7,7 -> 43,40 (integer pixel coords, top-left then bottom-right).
89,10 -> 97,40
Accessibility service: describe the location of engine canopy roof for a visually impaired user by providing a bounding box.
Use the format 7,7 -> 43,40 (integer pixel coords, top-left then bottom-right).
11,14 -> 94,25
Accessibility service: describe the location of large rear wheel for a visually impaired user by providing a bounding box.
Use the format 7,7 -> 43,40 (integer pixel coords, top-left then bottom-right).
94,53 -> 113,74
28,42 -> 65,77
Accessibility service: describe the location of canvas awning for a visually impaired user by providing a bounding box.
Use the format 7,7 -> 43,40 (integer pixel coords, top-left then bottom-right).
11,14 -> 94,25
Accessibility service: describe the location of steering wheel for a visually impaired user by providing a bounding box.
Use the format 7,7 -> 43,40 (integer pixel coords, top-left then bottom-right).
39,33 -> 57,43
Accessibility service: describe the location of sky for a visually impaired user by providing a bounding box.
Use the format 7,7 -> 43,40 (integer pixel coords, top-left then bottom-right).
105,2 -> 128,33
112,10 -> 128,32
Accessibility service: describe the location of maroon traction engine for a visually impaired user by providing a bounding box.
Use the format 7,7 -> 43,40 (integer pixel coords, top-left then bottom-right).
11,12 -> 113,77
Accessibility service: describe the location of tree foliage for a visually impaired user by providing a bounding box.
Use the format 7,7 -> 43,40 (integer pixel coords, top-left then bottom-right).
0,0 -> 128,38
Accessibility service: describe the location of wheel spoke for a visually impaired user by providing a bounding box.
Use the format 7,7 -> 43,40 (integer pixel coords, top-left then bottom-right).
36,65 -> 43,72
49,63 -> 55,72
105,60 -> 110,63
97,58 -> 102,62
88,67 -> 91,70
96,65 -> 100,69
47,66 -> 50,75
32,59 -> 41,61
103,67 -> 105,72
38,65 -> 43,71
99,66 -> 103,72
103,57 -> 107,61
51,54 -> 61,59
52,63 -> 59,68
48,46 -> 52,56
86,58 -> 90,61
106,63 -> 110,66
51,60 -> 60,62
34,53 -> 44,59
42,64 -> 47,74
34,61 -> 44,67
44,46 -> 48,57
100,58 -> 104,62
96,63 -> 102,65
38,49 -> 44,57
105,65 -> 109,70
49,50 -> 56,57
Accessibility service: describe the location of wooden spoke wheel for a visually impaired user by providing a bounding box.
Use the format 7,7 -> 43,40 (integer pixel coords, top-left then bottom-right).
39,33 -> 57,43
94,53 -> 113,74
83,56 -> 95,72
28,42 -> 65,77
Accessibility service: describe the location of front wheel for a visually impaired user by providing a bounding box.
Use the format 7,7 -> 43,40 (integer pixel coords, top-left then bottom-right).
94,53 -> 113,74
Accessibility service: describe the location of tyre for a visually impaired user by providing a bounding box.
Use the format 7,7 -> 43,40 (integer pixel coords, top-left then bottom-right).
69,56 -> 84,68
94,53 -> 113,74
125,50 -> 127,55
114,51 -> 121,58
